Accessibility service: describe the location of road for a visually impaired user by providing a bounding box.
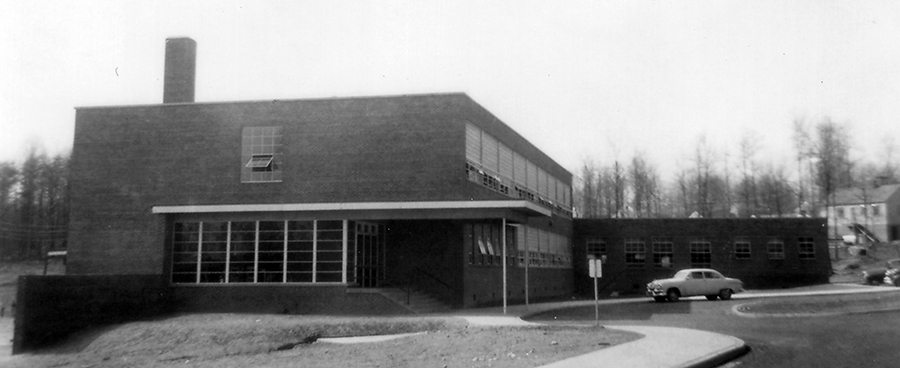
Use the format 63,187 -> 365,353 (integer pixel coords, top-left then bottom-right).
526,295 -> 900,367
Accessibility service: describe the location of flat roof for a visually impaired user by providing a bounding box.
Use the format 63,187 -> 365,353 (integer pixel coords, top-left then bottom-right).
151,200 -> 553,218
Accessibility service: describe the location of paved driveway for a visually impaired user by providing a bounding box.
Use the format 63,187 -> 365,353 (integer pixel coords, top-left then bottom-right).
526,287 -> 900,367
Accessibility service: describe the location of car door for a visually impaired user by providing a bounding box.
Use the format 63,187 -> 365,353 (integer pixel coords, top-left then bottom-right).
683,271 -> 705,296
703,271 -> 724,294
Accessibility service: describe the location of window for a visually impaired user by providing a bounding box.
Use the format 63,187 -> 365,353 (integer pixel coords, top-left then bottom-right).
689,238 -> 711,268
872,204 -> 881,216
287,221 -> 314,282
468,223 -> 513,266
201,221 -> 228,283
241,126 -> 283,183
171,220 -> 348,284
734,237 -> 751,260
798,237 -> 815,260
229,221 -> 257,283
171,222 -> 200,283
257,221 -> 286,283
652,238 -> 674,268
315,220 -> 344,282
837,207 -> 845,218
767,239 -> 785,260
624,238 -> 645,267
586,238 -> 606,260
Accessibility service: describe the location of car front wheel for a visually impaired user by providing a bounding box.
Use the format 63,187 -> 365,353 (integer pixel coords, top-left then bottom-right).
666,289 -> 681,302
719,288 -> 733,301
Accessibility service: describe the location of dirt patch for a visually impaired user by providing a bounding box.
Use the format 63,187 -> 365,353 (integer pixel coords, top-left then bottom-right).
2,314 -> 639,368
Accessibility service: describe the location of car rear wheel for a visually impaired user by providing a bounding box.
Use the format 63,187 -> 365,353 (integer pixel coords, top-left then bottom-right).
719,288 -> 733,301
666,289 -> 680,302
705,295 -> 718,301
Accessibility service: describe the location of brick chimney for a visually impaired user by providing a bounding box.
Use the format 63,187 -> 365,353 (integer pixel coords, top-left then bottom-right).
163,37 -> 196,103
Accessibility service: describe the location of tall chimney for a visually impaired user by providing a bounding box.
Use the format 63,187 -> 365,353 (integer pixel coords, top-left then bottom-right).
163,37 -> 196,103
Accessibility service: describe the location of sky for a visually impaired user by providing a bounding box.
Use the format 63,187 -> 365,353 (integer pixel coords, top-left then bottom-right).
2,0 -> 900,182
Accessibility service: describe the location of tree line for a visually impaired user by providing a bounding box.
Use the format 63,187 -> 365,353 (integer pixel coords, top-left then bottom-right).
0,147 -> 69,260
577,117 -> 900,219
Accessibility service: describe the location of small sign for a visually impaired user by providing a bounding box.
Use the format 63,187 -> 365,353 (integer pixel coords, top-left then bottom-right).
588,258 -> 602,278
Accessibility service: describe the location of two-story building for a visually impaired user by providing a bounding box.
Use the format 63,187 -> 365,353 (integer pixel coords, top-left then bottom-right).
66,38 -> 574,313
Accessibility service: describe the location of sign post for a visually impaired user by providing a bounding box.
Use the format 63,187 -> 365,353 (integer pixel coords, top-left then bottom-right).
588,257 -> 602,326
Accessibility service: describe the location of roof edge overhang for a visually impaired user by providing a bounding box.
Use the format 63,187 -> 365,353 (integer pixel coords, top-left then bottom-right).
151,200 -> 552,218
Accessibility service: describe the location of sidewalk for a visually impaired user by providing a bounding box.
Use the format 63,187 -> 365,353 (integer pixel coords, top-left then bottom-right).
452,283 -> 896,368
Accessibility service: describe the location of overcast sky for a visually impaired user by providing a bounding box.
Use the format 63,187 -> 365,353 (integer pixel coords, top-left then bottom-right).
3,0 -> 899,181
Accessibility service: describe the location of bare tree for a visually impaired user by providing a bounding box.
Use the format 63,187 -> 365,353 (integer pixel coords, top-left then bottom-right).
757,163 -> 796,217
878,136 -> 899,184
693,135 -> 716,217
577,160 -> 600,218
737,132 -> 761,217
630,152 -> 658,218
673,163 -> 692,217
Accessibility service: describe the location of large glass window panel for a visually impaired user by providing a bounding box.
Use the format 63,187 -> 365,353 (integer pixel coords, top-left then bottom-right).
316,220 -> 344,282
229,221 -> 256,283
172,222 -> 200,283
200,222 -> 228,283
287,221 -> 314,282
257,221 -> 285,283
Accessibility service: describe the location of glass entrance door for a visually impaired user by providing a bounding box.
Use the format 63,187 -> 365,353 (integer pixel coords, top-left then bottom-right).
355,222 -> 384,287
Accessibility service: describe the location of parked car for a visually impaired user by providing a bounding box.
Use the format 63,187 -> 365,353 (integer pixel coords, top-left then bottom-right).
884,266 -> 900,286
647,268 -> 744,302
863,259 -> 900,285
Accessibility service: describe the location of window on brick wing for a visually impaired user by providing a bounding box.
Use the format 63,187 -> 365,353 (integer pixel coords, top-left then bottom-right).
242,126 -> 283,182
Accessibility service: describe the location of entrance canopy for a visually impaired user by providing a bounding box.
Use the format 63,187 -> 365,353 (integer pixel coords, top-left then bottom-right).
152,200 -> 551,222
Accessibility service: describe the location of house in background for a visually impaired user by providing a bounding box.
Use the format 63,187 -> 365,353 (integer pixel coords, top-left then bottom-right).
827,183 -> 900,243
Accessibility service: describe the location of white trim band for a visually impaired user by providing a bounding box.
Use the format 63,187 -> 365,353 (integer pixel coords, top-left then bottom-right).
152,200 -> 552,217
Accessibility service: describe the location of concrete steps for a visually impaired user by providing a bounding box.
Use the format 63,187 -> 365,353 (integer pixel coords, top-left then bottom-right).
375,287 -> 452,314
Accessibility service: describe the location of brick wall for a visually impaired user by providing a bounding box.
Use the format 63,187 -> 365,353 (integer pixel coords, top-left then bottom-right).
68,94 -> 570,276
573,218 -> 832,296
13,275 -> 170,353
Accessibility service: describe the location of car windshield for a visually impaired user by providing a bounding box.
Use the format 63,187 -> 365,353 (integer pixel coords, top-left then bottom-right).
673,270 -> 691,279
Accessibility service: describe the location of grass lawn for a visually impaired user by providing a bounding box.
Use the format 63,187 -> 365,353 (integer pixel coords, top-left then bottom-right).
735,289 -> 900,316
2,314 -> 639,368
